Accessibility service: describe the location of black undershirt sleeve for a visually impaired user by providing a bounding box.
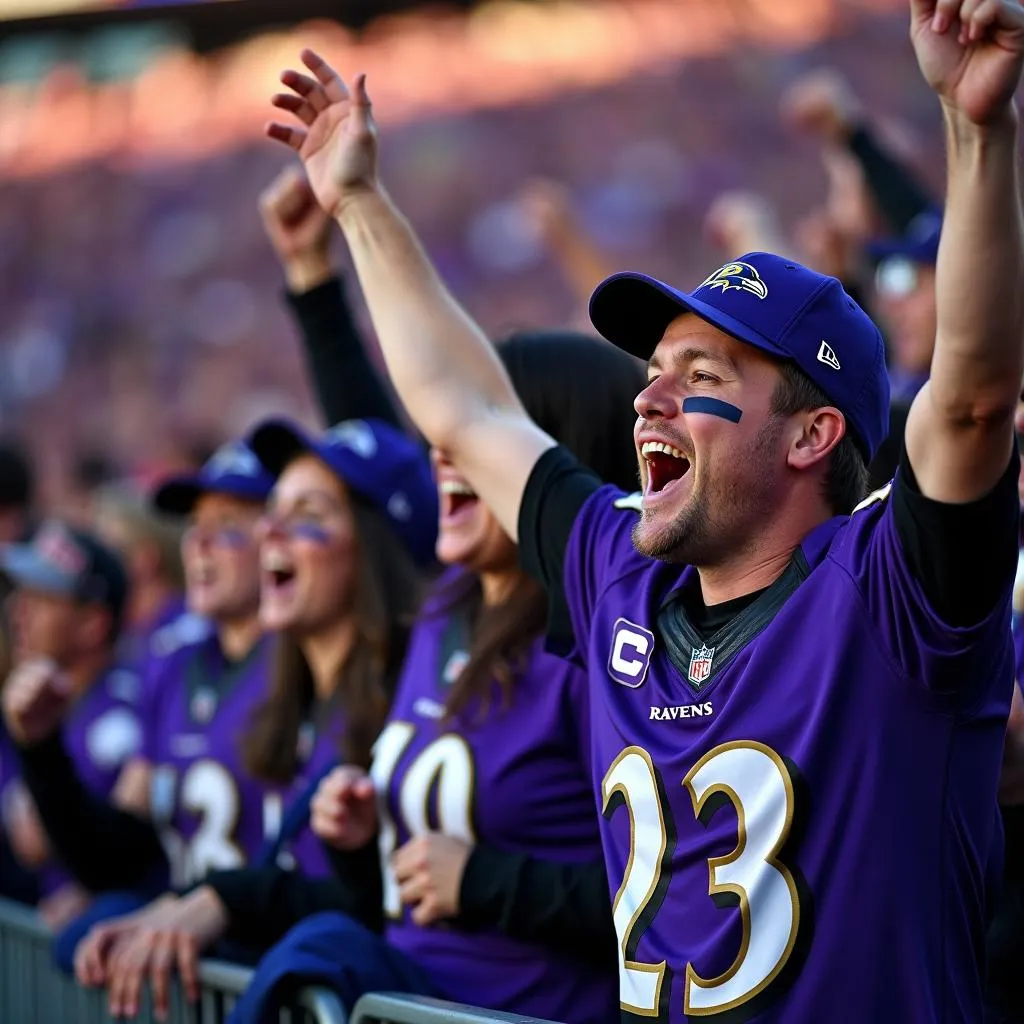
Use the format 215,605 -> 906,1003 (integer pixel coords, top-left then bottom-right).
846,125 -> 937,235
891,443 -> 1019,627
1001,804 -> 1024,882
202,867 -> 352,950
518,446 -> 604,647
16,734 -> 166,892
286,277 -> 403,430
457,846 -> 615,969
203,838 -> 383,949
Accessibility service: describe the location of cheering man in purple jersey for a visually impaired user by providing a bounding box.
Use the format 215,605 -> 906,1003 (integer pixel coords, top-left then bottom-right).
267,1 -> 1024,1019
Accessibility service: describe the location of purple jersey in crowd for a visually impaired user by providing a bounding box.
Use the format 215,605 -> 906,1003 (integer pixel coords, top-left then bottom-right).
1014,612 -> 1024,681
117,594 -> 191,677
40,665 -> 146,895
143,631 -> 332,886
562,482 -> 1012,1023
374,569 -> 616,1024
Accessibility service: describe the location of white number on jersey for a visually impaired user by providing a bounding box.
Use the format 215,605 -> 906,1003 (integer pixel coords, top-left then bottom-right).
370,721 -> 476,918
601,741 -> 801,1019
179,760 -> 244,882
154,760 -> 286,886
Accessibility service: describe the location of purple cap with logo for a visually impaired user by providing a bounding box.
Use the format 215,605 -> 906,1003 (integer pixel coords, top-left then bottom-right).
866,207 -> 942,266
589,252 -> 890,460
153,441 -> 276,515
248,418 -> 438,567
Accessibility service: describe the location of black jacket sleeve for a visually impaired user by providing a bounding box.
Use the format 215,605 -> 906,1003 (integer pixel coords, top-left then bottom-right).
204,838 -> 384,949
16,733 -> 166,892
846,125 -> 937,236
892,444 -> 1020,627
287,277 -> 403,430
457,845 -> 616,969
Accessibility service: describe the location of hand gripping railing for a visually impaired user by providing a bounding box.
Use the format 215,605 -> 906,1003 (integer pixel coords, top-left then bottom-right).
0,896 -> 346,1024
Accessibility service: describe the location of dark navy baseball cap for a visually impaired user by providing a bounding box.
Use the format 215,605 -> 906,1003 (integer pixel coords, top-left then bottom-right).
866,207 -> 942,266
1,519 -> 128,627
589,252 -> 889,460
248,418 -> 438,567
153,441 -> 276,516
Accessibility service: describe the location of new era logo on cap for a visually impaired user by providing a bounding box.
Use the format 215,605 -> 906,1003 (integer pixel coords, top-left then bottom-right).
817,341 -> 840,371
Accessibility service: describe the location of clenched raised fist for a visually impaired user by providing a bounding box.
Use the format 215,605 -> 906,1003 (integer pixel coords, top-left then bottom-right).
911,0 -> 1024,124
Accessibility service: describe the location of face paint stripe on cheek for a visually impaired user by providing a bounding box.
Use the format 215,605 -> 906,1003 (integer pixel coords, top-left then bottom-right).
682,397 -> 743,423
288,523 -> 333,545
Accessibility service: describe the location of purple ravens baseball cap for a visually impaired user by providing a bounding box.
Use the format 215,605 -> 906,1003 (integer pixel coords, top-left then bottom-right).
248,418 -> 438,567
866,207 -> 942,266
153,441 -> 276,516
589,252 -> 889,460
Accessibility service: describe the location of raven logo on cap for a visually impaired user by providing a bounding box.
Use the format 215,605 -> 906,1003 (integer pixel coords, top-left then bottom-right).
208,442 -> 262,479
698,261 -> 768,300
325,421 -> 378,460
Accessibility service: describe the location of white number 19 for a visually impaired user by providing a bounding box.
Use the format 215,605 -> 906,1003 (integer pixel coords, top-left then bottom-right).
601,741 -> 802,1020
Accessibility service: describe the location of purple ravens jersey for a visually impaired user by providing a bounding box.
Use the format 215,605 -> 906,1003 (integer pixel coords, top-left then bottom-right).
1014,612 -> 1024,682
374,569 -> 616,1024
0,719 -> 18,820
117,595 -> 191,676
143,633 -> 332,885
561,483 -> 1013,1023
267,721 -> 339,878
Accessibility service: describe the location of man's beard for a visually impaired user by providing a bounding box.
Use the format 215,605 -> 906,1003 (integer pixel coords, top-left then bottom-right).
632,419 -> 783,566
632,478 -> 715,564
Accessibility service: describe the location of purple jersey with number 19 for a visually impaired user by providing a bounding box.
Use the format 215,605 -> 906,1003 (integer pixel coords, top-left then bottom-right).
561,480 -> 1012,1023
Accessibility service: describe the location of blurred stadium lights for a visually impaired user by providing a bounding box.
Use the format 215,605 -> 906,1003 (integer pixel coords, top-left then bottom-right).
0,0 -> 482,89
0,0 -> 906,176
0,0 -> 480,49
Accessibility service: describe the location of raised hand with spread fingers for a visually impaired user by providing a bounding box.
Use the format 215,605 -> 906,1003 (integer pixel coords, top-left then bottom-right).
267,51 -> 380,220
266,52 -> 555,544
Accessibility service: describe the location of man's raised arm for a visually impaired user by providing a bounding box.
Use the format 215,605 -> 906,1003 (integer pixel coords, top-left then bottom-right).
905,0 -> 1024,502
265,53 -> 556,540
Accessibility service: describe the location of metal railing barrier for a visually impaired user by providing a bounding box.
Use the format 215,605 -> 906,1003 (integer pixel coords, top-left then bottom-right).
0,896 -> 345,1024
350,993 -> 561,1024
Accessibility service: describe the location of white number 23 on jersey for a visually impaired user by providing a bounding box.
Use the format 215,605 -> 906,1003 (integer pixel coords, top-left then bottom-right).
602,741 -> 802,1019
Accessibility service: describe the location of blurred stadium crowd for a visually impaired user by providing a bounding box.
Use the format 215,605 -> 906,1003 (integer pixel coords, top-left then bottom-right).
0,0 -> 1023,1022
1,0 -> 923,509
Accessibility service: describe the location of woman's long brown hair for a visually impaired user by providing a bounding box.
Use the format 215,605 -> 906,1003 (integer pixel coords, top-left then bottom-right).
242,499 -> 422,783
439,330 -> 646,722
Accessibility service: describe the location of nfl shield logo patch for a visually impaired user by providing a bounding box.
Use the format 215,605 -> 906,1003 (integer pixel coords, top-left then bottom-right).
688,644 -> 715,686
443,650 -> 470,686
190,687 -> 218,724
